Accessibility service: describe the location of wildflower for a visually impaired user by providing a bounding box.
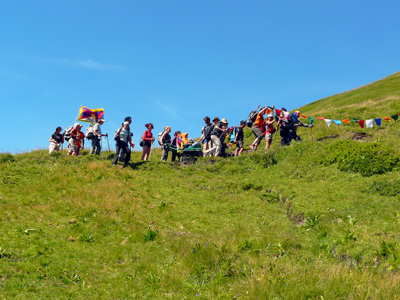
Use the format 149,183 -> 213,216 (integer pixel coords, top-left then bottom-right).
286,283 -> 289,286
196,294 -> 199,297
239,269 -> 242,272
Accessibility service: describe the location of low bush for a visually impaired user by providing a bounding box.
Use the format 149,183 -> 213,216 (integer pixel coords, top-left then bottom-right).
319,140 -> 399,176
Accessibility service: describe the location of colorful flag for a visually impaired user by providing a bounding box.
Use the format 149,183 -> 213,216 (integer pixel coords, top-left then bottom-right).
316,117 -> 325,120
383,117 -> 391,122
275,109 -> 281,116
350,118 -> 358,122
333,120 -> 342,125
324,119 -> 332,127
374,118 -> 382,126
300,114 -> 308,119
77,106 -> 105,125
365,119 -> 374,128
307,116 -> 315,125
391,114 -> 399,121
358,120 -> 365,128
341,119 -> 350,124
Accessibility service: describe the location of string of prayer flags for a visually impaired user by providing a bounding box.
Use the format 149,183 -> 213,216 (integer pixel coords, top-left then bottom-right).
365,119 -> 374,128
391,114 -> 399,121
307,116 -> 315,125
324,119 -> 332,127
341,119 -> 351,124
358,120 -> 365,128
375,118 -> 382,126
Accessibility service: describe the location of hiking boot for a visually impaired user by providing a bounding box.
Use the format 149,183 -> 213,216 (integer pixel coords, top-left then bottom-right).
122,164 -> 129,168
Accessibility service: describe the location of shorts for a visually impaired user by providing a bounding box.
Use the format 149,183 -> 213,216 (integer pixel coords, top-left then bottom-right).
251,126 -> 264,140
265,133 -> 273,141
236,140 -> 244,149
68,139 -> 78,152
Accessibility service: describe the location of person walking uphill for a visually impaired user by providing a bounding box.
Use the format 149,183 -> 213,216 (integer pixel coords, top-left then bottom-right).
278,108 -> 294,146
141,123 -> 155,161
49,127 -> 64,153
250,106 -> 268,150
68,123 -> 83,156
289,111 -> 314,143
198,116 -> 214,156
90,118 -> 107,155
234,121 -> 246,157
112,121 -> 135,167
160,126 -> 172,161
210,118 -> 228,157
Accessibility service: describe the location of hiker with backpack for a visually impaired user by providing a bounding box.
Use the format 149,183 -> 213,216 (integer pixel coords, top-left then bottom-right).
141,123 -> 155,161
197,116 -> 214,156
159,126 -> 172,161
67,123 -> 83,156
288,111 -> 314,143
112,121 -> 135,167
265,113 -> 277,149
117,116 -> 133,162
234,121 -> 246,157
49,127 -> 64,153
171,131 -> 182,162
277,108 -> 294,146
250,106 -> 268,150
210,118 -> 228,157
89,118 -> 107,155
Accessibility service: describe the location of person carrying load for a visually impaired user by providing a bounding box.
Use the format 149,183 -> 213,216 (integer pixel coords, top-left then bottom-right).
250,106 -> 268,150
160,126 -> 172,161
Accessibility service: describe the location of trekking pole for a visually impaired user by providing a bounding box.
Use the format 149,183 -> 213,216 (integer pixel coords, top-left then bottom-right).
100,137 -> 104,160
152,142 -> 156,160
106,134 -> 110,152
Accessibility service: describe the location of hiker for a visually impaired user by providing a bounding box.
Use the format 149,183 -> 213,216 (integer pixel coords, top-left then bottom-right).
278,108 -> 294,146
118,116 -> 133,162
234,121 -> 246,157
67,123 -> 83,156
112,121 -> 135,167
210,118 -> 228,157
171,131 -> 182,162
49,127 -> 64,153
198,116 -> 214,156
75,128 -> 85,156
265,114 -> 277,149
181,132 -> 189,145
289,111 -> 314,143
250,106 -> 268,150
160,126 -> 172,161
90,118 -> 107,155
141,123 -> 155,161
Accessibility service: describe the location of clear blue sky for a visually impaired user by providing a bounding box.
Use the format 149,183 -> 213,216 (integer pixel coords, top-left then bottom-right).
1,0 -> 399,153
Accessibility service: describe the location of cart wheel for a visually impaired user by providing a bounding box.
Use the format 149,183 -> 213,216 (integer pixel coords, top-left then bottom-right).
182,154 -> 195,164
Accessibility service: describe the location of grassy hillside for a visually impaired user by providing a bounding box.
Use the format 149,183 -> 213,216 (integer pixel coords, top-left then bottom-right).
1,73 -> 400,299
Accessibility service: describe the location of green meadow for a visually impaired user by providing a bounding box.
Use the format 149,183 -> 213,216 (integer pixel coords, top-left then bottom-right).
1,72 -> 400,299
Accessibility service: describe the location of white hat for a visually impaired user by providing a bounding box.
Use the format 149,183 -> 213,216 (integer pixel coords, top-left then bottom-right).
123,121 -> 129,126
221,118 -> 228,123
74,123 -> 82,127
98,118 -> 106,122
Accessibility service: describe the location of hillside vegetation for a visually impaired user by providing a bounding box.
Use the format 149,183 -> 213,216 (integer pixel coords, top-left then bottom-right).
1,73 -> 400,299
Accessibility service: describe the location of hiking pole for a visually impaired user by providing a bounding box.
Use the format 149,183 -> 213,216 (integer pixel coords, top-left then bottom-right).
148,141 -> 153,161
106,134 -> 110,152
152,142 -> 156,160
100,136 -> 104,160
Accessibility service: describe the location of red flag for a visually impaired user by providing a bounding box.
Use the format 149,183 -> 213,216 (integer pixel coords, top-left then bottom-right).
358,120 -> 365,128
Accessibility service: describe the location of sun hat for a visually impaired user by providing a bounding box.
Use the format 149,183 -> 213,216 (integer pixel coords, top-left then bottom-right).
74,123 -> 82,127
213,117 -> 220,122
123,121 -> 129,126
221,118 -> 228,123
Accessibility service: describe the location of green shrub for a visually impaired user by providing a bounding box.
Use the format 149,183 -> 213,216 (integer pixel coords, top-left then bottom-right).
0,153 -> 15,164
320,140 -> 399,176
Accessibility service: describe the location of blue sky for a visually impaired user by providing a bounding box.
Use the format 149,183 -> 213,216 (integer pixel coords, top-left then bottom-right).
1,0 -> 399,153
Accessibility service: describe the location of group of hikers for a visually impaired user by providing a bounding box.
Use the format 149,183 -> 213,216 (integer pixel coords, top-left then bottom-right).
49,106 -> 314,167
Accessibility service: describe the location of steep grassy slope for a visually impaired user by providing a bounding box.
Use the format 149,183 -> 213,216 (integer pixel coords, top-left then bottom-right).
1,73 -> 400,299
297,71 -> 400,119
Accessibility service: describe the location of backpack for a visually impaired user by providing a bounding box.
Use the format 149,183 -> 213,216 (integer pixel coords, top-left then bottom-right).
114,126 -> 130,142
203,124 -> 214,141
157,131 -> 165,146
229,127 -> 237,143
246,111 -> 258,127
63,126 -> 74,142
86,125 -> 94,139
139,137 -> 144,147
